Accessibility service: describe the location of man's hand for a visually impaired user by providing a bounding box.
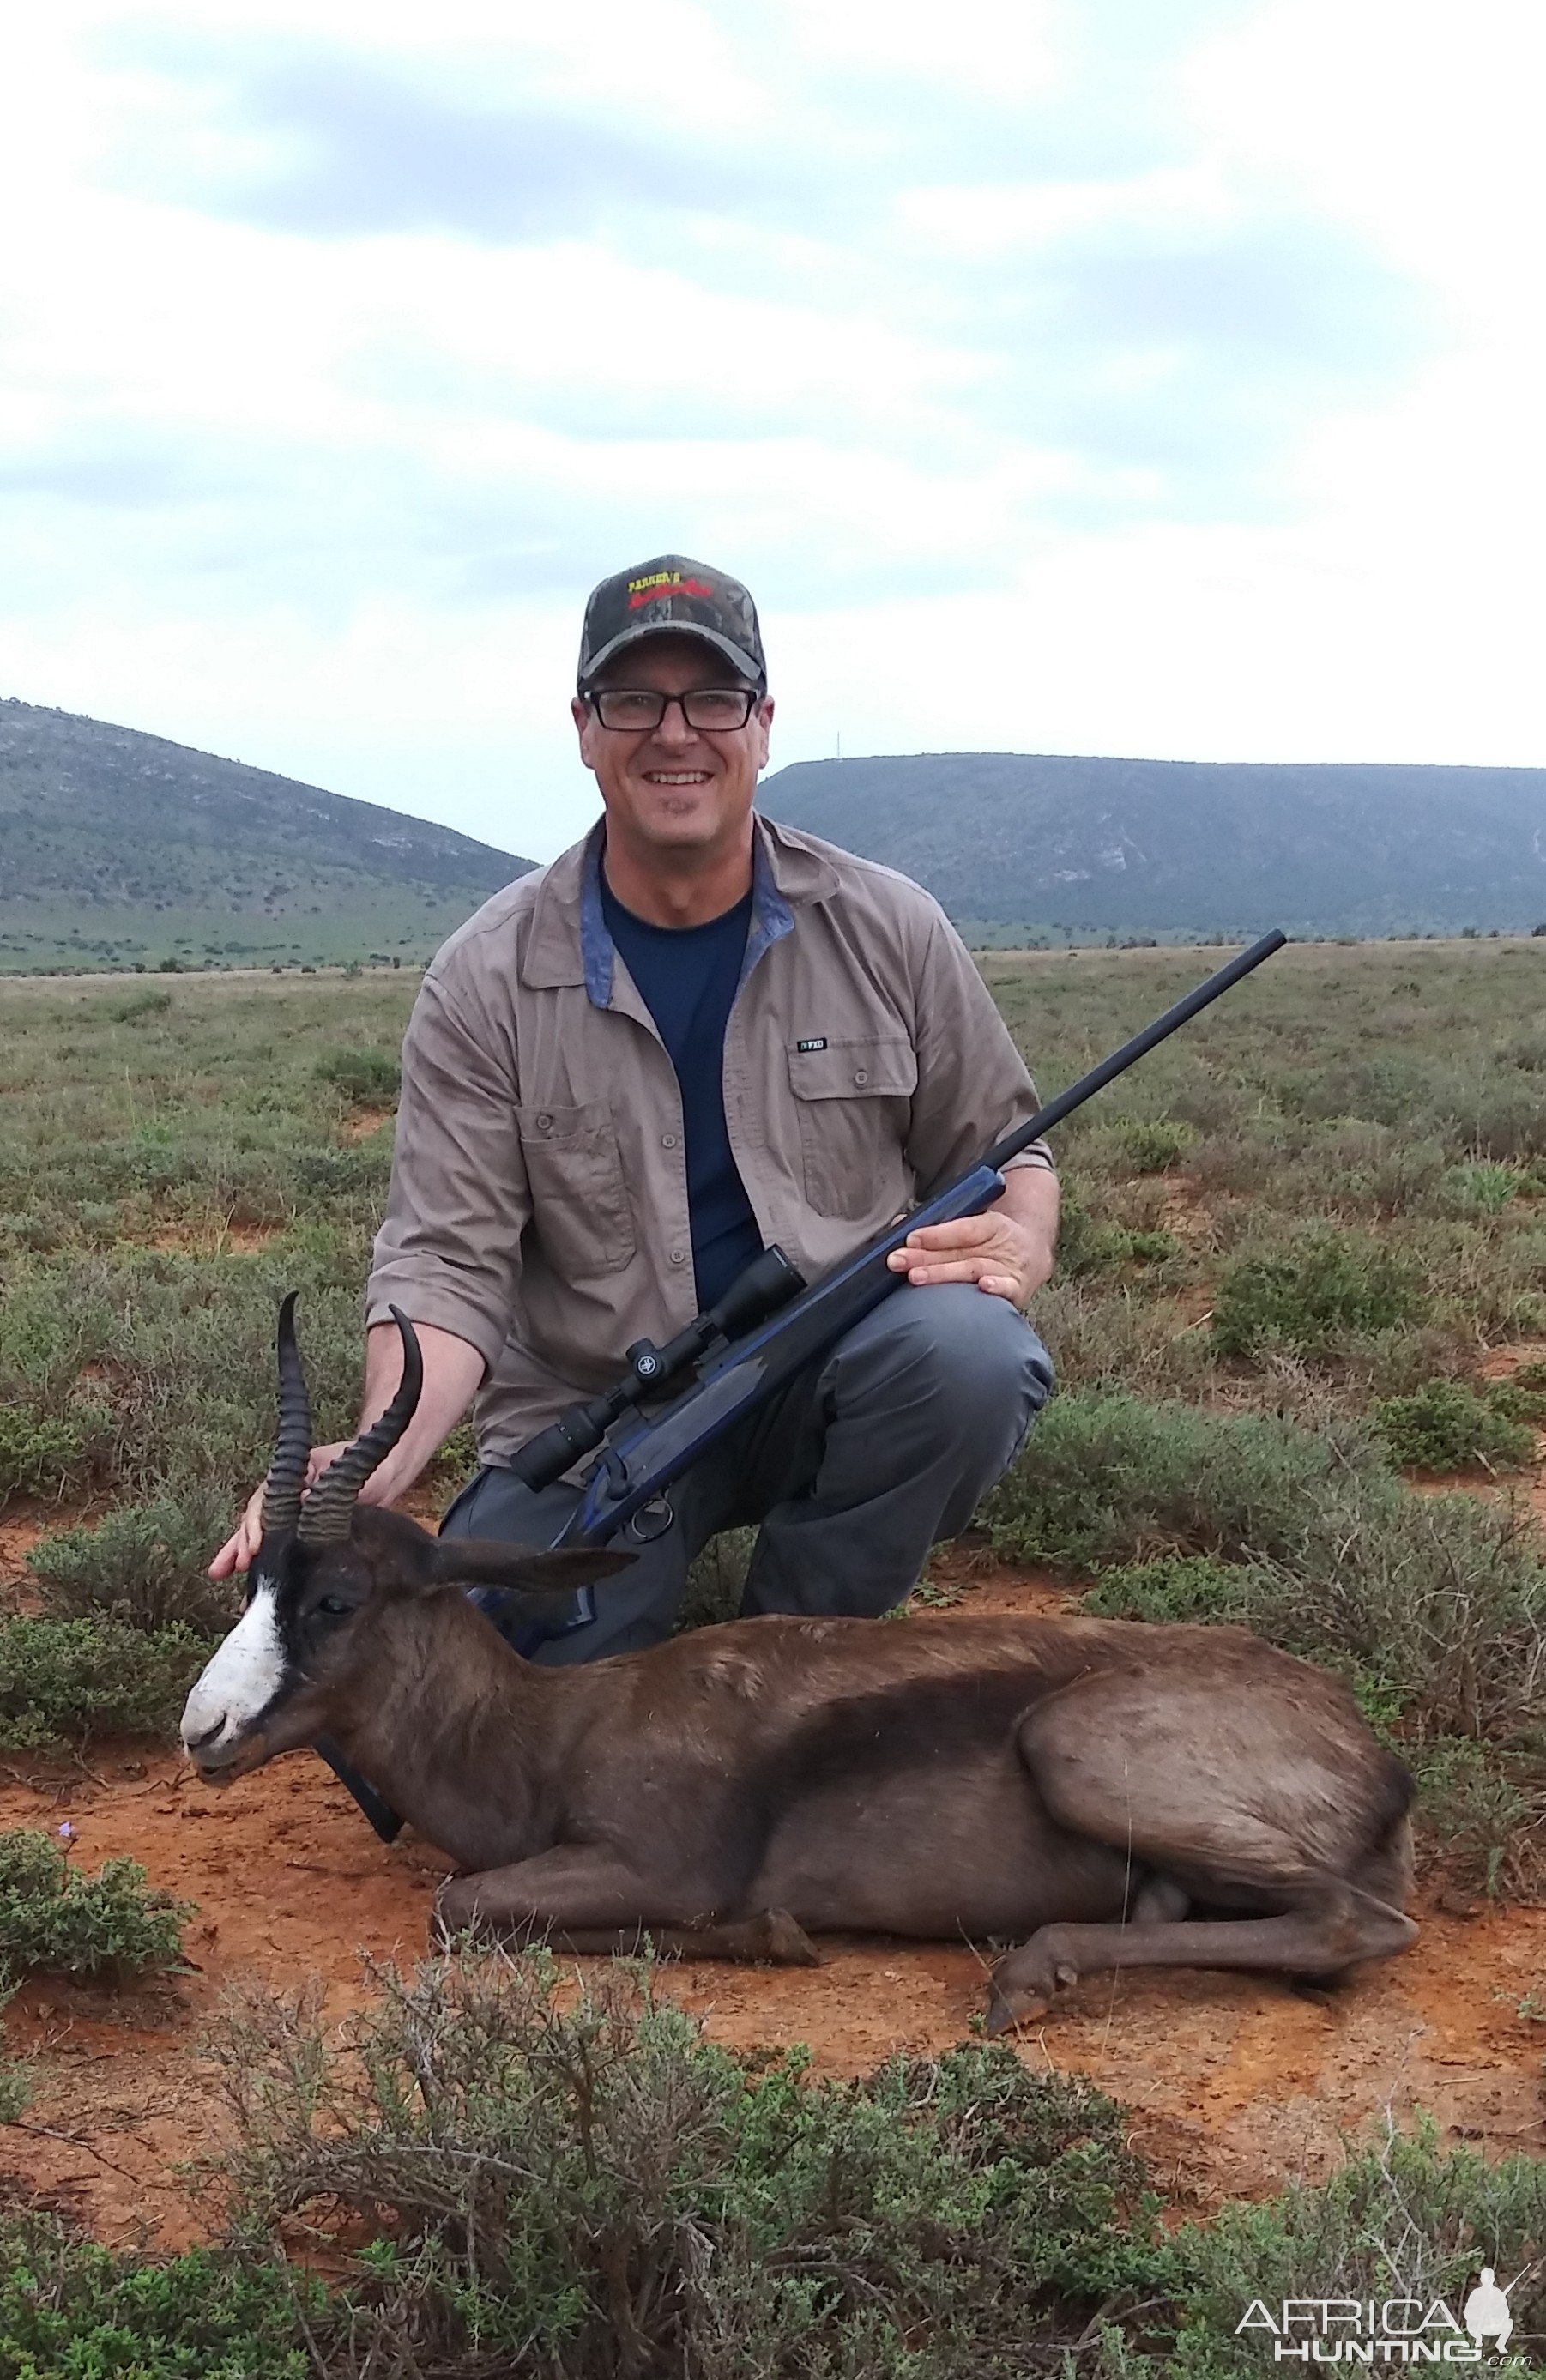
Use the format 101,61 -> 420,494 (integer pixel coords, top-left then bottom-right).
208,1441 -> 355,1580
885,1163 -> 1059,1306
208,1317 -> 486,1580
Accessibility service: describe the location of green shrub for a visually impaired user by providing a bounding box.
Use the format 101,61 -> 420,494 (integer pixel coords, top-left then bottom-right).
7,1942 -> 1546,2377
1407,1737 -> 1534,1894
29,1488 -> 240,1635
0,1616 -> 211,1750
0,1828 -> 191,1982
982,1392 -> 1371,1573
1211,1227 -> 1419,1358
1118,1117 -> 1195,1173
108,986 -> 173,1024
1083,1553 -> 1259,1625
314,1046 -> 401,1103
0,2213 -> 314,2379
0,1403 -> 90,1501
1164,2122 -> 1546,2376
1442,1157 -> 1532,1212
212,1948 -> 1167,2376
1373,1377 -> 1536,1474
0,2058 -> 30,2124
1052,1187 -> 1183,1278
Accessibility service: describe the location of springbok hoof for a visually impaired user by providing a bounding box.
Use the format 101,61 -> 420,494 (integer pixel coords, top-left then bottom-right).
984,1947 -> 1079,2032
983,1989 -> 1049,2036
762,1909 -> 822,1967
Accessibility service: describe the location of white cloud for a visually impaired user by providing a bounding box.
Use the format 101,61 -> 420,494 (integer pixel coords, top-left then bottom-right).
0,0 -> 1539,867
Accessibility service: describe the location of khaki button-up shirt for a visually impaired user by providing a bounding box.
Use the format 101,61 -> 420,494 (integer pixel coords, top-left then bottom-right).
365,815 -> 1052,1465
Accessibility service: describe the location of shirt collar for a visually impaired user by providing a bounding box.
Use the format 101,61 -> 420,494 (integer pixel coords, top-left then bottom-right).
522,812 -> 838,1002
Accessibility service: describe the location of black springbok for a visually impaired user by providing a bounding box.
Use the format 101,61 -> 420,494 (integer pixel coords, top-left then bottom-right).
182,1302 -> 1416,2029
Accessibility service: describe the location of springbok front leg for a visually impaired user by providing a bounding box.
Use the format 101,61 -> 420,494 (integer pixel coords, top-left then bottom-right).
434,1846 -> 819,1967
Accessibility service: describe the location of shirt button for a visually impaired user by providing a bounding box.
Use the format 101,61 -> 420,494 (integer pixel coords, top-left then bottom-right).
853,1068 -> 869,1086
535,1112 -> 553,1133
669,1248 -> 687,1266
661,1133 -> 678,1150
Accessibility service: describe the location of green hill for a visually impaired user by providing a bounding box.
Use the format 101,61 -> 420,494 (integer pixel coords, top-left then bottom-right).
0,698 -> 533,972
758,752 -> 1546,940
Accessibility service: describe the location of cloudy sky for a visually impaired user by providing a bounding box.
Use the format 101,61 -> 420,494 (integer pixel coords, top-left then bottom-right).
3,1 -> 1543,861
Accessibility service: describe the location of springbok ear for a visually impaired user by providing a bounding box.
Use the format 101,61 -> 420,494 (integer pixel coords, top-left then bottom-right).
428,1540 -> 636,1595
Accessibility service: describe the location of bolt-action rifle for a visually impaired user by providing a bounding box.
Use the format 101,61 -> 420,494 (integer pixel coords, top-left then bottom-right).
530,927 -> 1288,1563
322,927 -> 1284,1839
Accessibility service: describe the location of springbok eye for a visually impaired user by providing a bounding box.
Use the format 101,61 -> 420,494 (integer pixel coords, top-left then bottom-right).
317,1595 -> 354,1618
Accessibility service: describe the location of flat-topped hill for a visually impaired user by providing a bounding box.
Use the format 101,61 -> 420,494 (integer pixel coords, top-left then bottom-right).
758,751 -> 1546,939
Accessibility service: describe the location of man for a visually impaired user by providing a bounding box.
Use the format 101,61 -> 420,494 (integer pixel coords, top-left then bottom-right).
213,555 -> 1059,1656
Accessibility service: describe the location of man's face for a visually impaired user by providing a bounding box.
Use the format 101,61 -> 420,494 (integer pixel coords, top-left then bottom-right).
572,633 -> 774,860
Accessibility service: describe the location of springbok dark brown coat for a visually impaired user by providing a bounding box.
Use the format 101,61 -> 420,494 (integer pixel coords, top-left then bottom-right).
183,1304 -> 1416,2030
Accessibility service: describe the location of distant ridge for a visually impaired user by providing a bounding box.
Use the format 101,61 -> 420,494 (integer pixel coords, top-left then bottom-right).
758,752 -> 1546,939
0,698 -> 534,970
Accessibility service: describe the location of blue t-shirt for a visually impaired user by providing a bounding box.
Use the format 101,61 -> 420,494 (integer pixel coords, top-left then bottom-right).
600,873 -> 764,1311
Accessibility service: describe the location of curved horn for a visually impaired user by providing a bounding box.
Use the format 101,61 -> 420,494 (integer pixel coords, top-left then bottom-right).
297,1308 -> 424,1548
260,1291 -> 312,1542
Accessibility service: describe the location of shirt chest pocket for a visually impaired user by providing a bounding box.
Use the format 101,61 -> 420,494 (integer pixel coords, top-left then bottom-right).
516,1099 -> 637,1278
786,1036 -> 918,1222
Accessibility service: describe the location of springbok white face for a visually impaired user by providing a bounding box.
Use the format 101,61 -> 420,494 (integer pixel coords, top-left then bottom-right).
180,1566 -> 288,1769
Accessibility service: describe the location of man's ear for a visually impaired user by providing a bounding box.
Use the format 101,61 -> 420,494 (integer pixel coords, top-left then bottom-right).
429,1540 -> 636,1595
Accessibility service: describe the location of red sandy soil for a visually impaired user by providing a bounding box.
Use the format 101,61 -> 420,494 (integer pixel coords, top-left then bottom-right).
0,1557 -> 1541,2251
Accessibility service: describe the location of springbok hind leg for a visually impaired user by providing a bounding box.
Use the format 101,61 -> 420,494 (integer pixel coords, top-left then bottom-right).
990,1663 -> 1418,2031
984,1884 -> 1416,2034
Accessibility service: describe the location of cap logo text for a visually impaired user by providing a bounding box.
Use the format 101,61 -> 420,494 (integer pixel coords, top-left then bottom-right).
626,571 -> 714,610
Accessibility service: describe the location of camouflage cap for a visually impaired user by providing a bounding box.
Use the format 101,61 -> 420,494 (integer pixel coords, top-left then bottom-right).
577,554 -> 766,692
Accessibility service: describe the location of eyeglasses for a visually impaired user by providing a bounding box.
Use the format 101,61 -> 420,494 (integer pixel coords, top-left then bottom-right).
588,686 -> 761,733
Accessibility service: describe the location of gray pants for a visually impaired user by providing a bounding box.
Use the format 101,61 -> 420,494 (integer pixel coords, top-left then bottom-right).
440,1284 -> 1053,1665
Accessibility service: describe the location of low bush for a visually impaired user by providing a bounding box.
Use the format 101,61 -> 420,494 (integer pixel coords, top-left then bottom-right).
29,1487 -> 240,1635
0,1401 -> 93,1501
1442,1157 -> 1535,1213
1373,1377 -> 1537,1474
1048,1186 -> 1185,1280
1118,1118 -> 1194,1174
1082,1553 -> 1259,1626
678,1524 -> 757,1631
314,1046 -> 401,1104
0,1828 -> 191,1982
1406,1737 -> 1536,1894
0,2212 -> 314,2379
107,986 -> 173,1024
1211,1227 -> 1420,1359
981,1392 -> 1373,1574
7,1952 -> 1546,2376
0,1616 -> 211,1750
1162,2121 -> 1546,2377
211,1949 -> 1166,2376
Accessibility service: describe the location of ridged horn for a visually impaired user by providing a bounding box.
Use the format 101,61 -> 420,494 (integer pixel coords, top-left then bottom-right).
260,1291 -> 312,1542
297,1308 -> 424,1549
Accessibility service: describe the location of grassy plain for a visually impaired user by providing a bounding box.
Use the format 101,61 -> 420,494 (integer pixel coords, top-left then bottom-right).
4,941 -> 1546,2370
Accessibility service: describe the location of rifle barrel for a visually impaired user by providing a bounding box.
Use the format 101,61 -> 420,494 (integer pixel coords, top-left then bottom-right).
983,928 -> 1287,1171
